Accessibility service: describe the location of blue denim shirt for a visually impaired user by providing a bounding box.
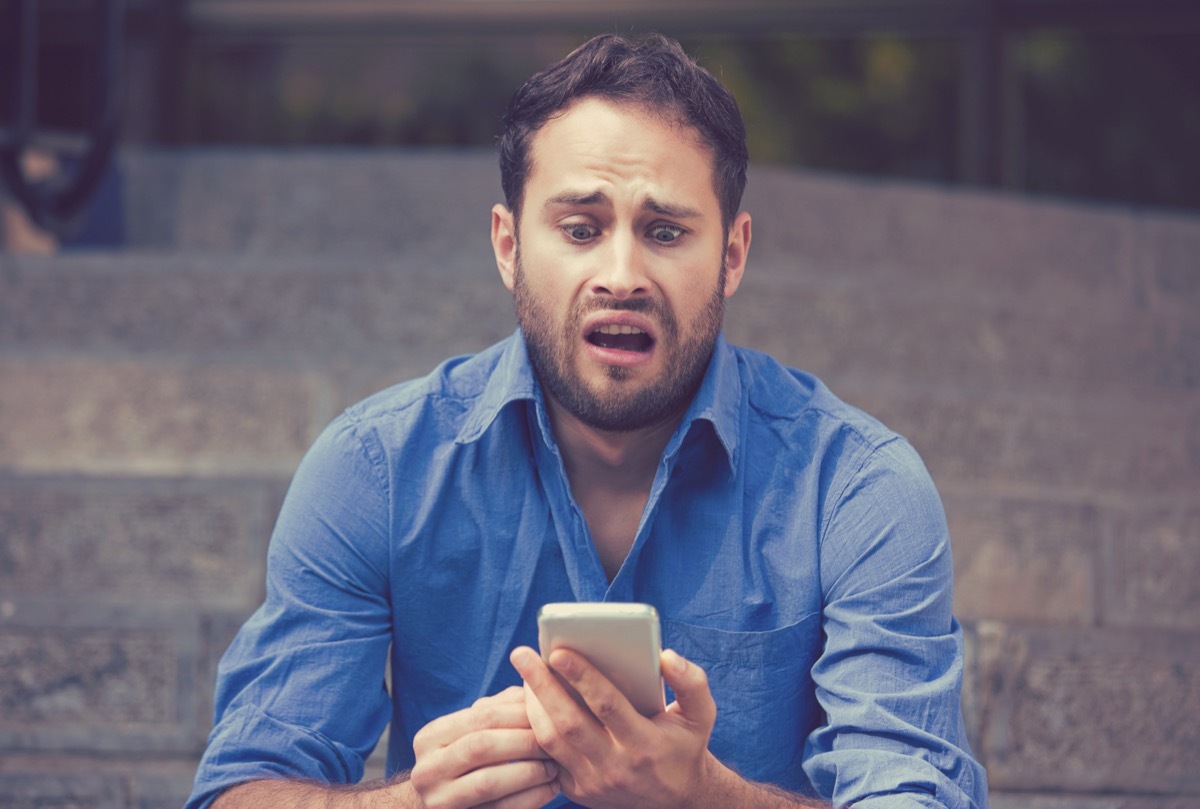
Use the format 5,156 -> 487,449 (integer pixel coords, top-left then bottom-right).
188,331 -> 987,809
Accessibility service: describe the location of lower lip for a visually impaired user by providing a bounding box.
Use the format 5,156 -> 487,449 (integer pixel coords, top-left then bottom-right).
583,339 -> 656,368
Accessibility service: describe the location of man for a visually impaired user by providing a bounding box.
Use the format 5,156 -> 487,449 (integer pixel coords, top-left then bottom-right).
188,33 -> 987,809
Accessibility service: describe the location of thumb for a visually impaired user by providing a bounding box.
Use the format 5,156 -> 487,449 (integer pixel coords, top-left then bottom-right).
661,649 -> 716,731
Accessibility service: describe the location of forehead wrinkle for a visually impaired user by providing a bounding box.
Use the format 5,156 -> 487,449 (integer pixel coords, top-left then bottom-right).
542,190 -> 702,222
528,99 -> 721,224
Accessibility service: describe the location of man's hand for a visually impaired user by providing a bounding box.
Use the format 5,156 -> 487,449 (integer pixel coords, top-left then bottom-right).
510,645 -> 730,809
211,688 -> 558,809
408,685 -> 561,809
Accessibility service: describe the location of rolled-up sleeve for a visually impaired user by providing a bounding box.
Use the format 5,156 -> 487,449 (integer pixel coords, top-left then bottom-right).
187,416 -> 394,809
803,436 -> 987,809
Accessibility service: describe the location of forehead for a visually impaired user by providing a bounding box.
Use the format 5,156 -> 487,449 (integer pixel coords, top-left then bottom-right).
523,97 -> 719,211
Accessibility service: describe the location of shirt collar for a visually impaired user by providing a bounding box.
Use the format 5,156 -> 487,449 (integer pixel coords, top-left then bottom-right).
665,331 -> 741,473
454,330 -> 538,446
455,330 -> 742,472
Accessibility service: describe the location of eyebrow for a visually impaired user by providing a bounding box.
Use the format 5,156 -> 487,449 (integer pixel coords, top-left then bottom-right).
644,196 -> 702,220
544,190 -> 609,209
543,190 -> 702,220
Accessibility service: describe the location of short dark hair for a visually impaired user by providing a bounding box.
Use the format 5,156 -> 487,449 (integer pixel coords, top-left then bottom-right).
498,33 -> 748,231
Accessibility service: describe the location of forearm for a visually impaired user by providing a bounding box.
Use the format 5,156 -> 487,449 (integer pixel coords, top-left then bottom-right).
698,757 -> 832,809
213,774 -> 420,809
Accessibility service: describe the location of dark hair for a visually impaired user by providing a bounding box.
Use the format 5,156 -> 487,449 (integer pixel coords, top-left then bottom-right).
499,33 -> 748,231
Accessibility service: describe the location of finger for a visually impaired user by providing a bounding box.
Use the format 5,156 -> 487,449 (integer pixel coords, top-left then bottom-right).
414,700 -> 533,754
444,728 -> 552,774
481,776 -> 562,809
547,647 -> 645,740
521,681 -> 555,747
434,758 -> 558,809
512,647 -> 606,760
520,683 -> 587,798
660,649 -> 717,731
510,646 -> 571,707
477,685 -> 526,706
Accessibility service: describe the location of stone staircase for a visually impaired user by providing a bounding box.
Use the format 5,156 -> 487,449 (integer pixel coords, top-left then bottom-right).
1,148 -> 1197,808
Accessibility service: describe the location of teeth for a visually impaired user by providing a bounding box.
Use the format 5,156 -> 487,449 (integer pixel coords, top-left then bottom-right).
595,324 -> 645,335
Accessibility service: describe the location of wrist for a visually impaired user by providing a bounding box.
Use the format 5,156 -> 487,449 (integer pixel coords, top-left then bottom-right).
379,777 -> 421,809
684,752 -> 741,809
684,755 -> 829,809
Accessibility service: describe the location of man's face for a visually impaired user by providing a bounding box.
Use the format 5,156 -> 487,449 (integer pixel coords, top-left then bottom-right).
494,97 -> 749,433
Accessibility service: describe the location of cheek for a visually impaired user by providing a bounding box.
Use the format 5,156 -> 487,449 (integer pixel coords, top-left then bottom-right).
670,275 -> 720,315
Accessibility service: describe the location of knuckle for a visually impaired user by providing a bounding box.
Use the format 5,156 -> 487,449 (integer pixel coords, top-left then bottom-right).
462,731 -> 490,762
591,695 -> 621,723
628,749 -> 655,775
411,725 -> 433,754
558,716 -> 587,745
408,761 -> 434,793
532,724 -> 562,754
473,704 -> 498,727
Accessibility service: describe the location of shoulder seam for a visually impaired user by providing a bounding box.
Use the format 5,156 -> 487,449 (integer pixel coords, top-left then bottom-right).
817,432 -> 904,553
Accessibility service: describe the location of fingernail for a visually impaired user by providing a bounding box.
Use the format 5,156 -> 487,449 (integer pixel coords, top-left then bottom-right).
511,648 -> 530,667
544,760 -> 559,779
666,649 -> 687,675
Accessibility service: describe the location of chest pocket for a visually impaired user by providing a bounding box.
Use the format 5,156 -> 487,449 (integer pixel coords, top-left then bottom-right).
661,615 -> 823,792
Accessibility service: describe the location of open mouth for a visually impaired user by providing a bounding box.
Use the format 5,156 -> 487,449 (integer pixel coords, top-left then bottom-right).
586,323 -> 654,353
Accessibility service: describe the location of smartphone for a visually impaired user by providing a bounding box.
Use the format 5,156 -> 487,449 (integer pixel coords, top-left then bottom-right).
536,602 -> 665,717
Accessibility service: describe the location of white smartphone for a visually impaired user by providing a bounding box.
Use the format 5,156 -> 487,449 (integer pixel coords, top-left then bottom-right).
536,602 -> 665,717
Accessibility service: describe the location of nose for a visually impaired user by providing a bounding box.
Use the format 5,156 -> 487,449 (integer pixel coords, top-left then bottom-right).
588,232 -> 649,300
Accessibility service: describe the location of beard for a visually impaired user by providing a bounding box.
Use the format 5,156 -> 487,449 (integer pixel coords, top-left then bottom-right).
513,250 -> 726,433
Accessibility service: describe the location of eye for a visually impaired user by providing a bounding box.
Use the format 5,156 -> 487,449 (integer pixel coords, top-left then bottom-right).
648,224 -> 685,245
562,223 -> 599,242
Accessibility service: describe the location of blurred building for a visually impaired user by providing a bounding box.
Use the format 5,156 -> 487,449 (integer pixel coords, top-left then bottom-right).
3,0 -> 1200,243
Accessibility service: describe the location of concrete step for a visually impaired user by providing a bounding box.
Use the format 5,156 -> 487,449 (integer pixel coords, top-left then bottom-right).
743,166 -> 1178,304
112,148 -> 1199,308
2,242 -> 1192,400
0,250 -> 514,371
118,148 -> 503,264
2,247 -> 1196,496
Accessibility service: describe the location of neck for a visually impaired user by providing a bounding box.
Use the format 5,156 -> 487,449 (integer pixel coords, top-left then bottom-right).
545,396 -> 682,494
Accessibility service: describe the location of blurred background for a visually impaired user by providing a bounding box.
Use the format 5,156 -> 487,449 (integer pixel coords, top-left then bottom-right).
2,2 -> 1199,808
3,0 -> 1200,246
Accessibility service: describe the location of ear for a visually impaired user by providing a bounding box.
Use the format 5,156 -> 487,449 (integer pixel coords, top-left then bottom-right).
492,204 -> 518,292
722,211 -> 751,298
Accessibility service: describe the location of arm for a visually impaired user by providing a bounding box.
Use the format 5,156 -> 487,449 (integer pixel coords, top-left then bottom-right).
211,689 -> 559,809
188,420 -> 395,808
803,438 -> 987,808
213,776 -> 418,809
512,646 -> 832,809
189,420 -> 557,809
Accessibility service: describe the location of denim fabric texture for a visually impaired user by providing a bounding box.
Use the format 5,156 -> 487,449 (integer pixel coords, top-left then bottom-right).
187,330 -> 987,809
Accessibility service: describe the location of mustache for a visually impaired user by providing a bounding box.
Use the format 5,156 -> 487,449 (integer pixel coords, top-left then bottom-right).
577,296 -> 660,315
573,294 -> 678,342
